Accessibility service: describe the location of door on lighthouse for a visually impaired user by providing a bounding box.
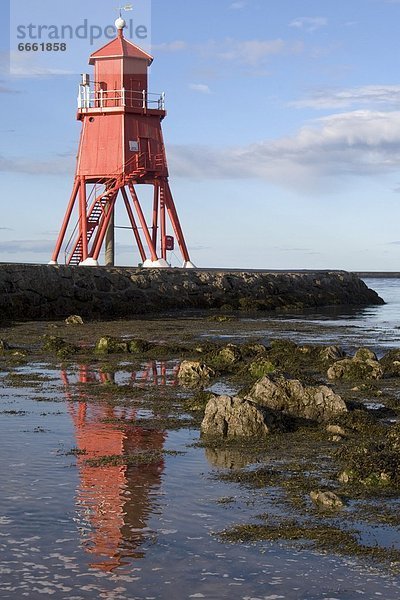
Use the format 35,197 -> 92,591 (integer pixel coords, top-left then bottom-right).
139,137 -> 151,169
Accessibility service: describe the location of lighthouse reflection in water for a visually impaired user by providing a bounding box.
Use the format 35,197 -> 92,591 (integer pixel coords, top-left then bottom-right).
61,363 -> 179,571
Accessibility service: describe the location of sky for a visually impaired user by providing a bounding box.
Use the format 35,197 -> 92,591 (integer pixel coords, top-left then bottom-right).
1,0 -> 400,270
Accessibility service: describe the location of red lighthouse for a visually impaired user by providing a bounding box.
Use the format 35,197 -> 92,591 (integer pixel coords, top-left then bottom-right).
50,15 -> 195,268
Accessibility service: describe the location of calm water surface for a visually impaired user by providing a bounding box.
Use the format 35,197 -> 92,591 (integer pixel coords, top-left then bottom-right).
1,278 -> 400,599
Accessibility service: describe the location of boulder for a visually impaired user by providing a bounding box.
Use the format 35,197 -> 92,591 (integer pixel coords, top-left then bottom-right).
128,339 -> 151,353
94,336 -> 129,354
310,490 -> 344,509
65,315 -> 84,326
320,345 -> 345,362
327,355 -> 383,381
248,358 -> 276,379
354,347 -> 378,362
245,375 -> 347,423
177,360 -> 215,382
201,395 -> 282,438
42,335 -> 78,358
206,344 -> 242,370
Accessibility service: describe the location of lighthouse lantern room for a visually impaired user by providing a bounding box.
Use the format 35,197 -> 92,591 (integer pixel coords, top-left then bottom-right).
50,13 -> 195,268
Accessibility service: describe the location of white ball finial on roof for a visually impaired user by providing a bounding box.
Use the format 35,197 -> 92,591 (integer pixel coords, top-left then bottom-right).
115,17 -> 126,30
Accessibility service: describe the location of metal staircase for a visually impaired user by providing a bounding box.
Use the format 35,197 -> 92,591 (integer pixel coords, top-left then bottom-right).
64,153 -> 167,265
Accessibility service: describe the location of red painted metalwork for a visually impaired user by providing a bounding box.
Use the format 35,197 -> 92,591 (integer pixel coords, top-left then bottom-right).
51,21 -> 192,267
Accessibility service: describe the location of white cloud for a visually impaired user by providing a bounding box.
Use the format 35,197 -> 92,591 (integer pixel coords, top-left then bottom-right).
291,85 -> 400,110
201,38 -> 303,66
0,240 -> 54,254
168,110 -> 400,190
289,17 -> 328,33
189,83 -> 211,94
230,1 -> 246,9
0,153 -> 74,175
151,41 -> 187,53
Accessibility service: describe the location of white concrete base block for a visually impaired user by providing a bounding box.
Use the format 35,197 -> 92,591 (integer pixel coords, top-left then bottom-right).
47,261 -> 58,266
79,258 -> 99,267
183,261 -> 196,269
143,259 -> 170,268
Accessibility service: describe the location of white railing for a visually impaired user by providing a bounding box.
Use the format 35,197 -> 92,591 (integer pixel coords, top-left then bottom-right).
78,85 -> 166,111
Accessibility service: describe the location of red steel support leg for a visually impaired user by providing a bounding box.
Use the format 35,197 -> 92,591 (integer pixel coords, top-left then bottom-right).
92,191 -> 119,260
51,177 -> 80,263
164,180 -> 191,262
160,183 -> 167,260
79,177 -> 88,261
127,182 -> 158,262
121,186 -> 147,263
152,182 -> 159,249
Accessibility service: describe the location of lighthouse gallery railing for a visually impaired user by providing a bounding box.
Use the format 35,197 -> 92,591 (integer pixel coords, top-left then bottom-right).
78,85 -> 166,111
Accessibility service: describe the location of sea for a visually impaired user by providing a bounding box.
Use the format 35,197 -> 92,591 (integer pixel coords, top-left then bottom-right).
0,277 -> 399,600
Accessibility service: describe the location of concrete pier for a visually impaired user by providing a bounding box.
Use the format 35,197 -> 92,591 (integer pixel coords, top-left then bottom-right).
0,264 -> 383,322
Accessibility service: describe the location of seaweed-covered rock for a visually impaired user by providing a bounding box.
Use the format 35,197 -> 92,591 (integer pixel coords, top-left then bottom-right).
201,395 -> 282,438
337,427 -> 400,487
177,360 -> 215,382
380,349 -> 400,378
65,315 -> 84,326
245,375 -> 347,423
128,339 -> 152,354
242,343 -> 267,358
205,344 -> 242,371
42,335 -> 78,358
354,347 -> 378,362
327,349 -> 383,381
94,336 -> 129,354
248,358 -> 276,379
310,490 -> 344,509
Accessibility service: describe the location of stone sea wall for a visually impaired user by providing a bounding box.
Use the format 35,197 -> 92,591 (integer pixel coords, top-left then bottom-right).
0,264 -> 383,322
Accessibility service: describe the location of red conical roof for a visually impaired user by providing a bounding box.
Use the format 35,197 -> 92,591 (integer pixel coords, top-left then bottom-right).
89,35 -> 153,65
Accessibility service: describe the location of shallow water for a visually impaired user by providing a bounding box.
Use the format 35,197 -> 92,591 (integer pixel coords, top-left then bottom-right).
1,279 -> 400,599
203,278 -> 400,356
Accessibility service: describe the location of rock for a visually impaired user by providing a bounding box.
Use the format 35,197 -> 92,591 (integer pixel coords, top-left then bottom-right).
242,343 -> 267,357
320,345 -> 345,362
42,335 -> 78,358
310,490 -> 344,509
65,315 -> 84,326
94,336 -> 129,354
337,434 -> 400,487
326,425 -> 346,437
209,344 -> 242,370
338,470 -> 354,484
177,360 -> 215,381
380,349 -> 400,377
0,339 -> 9,353
128,339 -> 151,353
201,395 -> 281,438
327,352 -> 383,381
248,358 -> 276,379
245,375 -> 347,423
354,347 -> 378,362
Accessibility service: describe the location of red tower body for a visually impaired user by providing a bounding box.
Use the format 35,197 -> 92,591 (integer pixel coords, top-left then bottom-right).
50,19 -> 194,268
